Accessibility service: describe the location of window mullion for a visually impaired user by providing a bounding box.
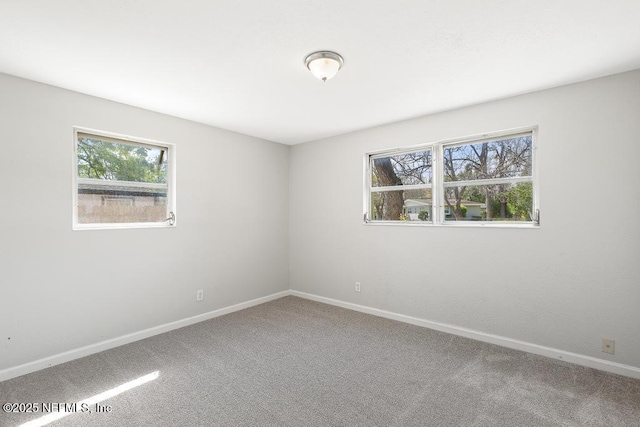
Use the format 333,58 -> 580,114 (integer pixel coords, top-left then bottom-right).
372,183 -> 432,193
443,176 -> 532,187
433,143 -> 442,224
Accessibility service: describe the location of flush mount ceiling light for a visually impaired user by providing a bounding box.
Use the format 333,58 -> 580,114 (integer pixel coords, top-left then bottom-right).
304,51 -> 344,82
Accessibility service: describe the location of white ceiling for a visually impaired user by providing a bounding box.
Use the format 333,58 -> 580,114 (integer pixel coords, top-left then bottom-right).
1,1 -> 639,145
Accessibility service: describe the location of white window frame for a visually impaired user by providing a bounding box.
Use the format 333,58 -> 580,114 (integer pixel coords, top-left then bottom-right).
72,127 -> 177,230
364,126 -> 539,228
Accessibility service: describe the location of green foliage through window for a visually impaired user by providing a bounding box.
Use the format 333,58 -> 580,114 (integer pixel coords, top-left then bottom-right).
77,136 -> 166,183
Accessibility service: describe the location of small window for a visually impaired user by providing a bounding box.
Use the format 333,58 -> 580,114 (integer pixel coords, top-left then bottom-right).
365,128 -> 538,226
73,128 -> 176,229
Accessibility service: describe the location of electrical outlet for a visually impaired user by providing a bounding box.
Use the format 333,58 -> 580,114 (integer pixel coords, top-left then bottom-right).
355,282 -> 361,293
196,290 -> 204,301
602,338 -> 615,354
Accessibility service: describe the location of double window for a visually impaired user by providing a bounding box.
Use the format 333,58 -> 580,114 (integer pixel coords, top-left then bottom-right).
73,128 -> 176,229
366,128 -> 538,226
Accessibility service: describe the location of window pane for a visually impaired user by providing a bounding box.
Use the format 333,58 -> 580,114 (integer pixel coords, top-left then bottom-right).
77,135 -> 167,184
371,188 -> 433,222
443,136 -> 532,182
372,150 -> 432,187
443,182 -> 533,222
77,181 -> 167,224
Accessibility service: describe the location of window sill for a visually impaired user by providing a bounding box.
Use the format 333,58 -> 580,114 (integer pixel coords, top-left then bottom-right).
73,222 -> 175,231
364,220 -> 539,229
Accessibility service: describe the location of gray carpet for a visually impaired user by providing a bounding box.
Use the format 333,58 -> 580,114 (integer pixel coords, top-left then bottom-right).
1,296 -> 639,426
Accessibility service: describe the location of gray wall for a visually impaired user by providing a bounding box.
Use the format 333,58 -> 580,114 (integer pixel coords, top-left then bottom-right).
0,73 -> 290,371
2,69 -> 639,374
290,70 -> 640,368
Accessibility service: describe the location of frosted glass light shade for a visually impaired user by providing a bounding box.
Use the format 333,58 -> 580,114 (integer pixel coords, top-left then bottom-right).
305,51 -> 344,82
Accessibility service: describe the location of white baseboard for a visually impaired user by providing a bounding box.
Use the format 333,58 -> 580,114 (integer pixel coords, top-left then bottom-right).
0,290 -> 291,382
290,290 -> 640,380
3,289 -> 639,382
